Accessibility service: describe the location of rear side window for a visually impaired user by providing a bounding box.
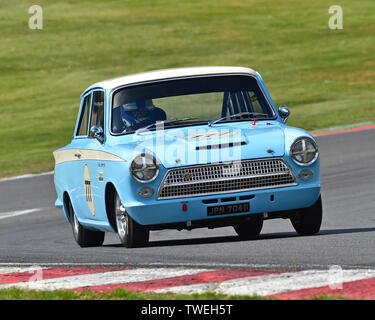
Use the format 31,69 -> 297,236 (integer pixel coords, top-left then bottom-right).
76,94 -> 92,136
90,91 -> 105,129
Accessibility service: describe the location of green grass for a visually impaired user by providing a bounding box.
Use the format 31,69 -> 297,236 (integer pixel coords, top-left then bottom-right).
0,287 -> 269,300
1,0 -> 375,177
0,287 -> 350,300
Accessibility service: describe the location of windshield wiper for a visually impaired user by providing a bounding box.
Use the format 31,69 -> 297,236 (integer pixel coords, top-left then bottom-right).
208,112 -> 268,127
135,117 -> 199,135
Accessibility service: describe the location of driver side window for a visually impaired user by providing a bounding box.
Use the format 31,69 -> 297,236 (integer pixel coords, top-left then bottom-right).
76,94 -> 91,136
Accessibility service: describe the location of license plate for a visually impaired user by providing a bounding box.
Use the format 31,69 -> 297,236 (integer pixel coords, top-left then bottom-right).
207,202 -> 250,216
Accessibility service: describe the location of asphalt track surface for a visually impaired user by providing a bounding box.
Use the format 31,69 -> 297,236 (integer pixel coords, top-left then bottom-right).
0,129 -> 374,270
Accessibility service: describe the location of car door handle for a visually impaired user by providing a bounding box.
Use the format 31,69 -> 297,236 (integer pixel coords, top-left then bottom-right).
74,153 -> 82,159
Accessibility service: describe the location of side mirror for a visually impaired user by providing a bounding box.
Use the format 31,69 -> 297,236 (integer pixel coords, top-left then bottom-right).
90,125 -> 104,143
278,105 -> 290,123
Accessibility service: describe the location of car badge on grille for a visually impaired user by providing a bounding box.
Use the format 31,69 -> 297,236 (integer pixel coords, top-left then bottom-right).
183,171 -> 192,181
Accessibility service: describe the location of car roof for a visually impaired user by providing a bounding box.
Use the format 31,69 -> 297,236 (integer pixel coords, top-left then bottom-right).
83,66 -> 258,94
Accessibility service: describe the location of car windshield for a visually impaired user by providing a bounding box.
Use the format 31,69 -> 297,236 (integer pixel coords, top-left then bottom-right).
111,75 -> 275,134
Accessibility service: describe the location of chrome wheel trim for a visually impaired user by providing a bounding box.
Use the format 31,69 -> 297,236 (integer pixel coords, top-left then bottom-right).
115,195 -> 128,241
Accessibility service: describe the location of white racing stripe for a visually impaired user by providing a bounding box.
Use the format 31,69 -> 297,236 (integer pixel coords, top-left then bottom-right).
154,269 -> 375,296
0,267 -> 209,291
0,208 -> 49,220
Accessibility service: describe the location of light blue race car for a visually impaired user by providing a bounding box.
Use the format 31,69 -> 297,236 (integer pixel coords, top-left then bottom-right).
53,66 -> 322,248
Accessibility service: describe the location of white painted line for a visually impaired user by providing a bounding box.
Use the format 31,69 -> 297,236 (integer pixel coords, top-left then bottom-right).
0,171 -> 54,183
0,266 -> 47,275
0,207 -> 50,220
215,269 -> 375,296
0,267 -> 209,291
155,269 -> 375,296
153,282 -> 219,295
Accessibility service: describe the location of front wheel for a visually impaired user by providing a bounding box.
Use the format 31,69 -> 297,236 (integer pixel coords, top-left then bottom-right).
68,199 -> 105,247
114,192 -> 149,248
290,195 -> 323,236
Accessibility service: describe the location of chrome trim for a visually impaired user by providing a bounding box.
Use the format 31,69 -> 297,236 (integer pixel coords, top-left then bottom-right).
278,105 -> 290,123
130,154 -> 160,183
75,88 -> 106,139
290,137 -> 319,167
164,172 -> 294,187
157,158 -> 297,200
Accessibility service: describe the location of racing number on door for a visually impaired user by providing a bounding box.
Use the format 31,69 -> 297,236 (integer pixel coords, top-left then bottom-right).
84,164 -> 95,216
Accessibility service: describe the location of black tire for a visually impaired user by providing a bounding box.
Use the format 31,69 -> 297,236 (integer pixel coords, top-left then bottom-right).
233,215 -> 263,240
114,191 -> 149,248
68,198 -> 105,248
291,195 -> 323,236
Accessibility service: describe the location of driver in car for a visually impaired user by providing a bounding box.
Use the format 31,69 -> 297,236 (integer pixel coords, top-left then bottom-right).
114,99 -> 166,133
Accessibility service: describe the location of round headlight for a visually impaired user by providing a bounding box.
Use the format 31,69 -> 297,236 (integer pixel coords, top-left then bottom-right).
130,153 -> 159,183
290,137 -> 319,166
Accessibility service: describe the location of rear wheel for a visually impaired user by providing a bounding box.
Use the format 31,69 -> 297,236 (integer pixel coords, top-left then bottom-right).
291,195 -> 323,236
67,198 -> 105,247
114,191 -> 149,248
233,215 -> 263,240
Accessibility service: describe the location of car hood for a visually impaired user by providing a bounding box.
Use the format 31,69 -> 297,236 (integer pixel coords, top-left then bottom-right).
121,122 -> 285,168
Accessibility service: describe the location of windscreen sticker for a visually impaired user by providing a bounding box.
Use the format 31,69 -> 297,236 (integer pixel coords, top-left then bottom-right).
250,95 -> 258,102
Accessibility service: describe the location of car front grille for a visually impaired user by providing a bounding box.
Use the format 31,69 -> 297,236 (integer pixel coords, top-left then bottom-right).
157,158 -> 297,199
